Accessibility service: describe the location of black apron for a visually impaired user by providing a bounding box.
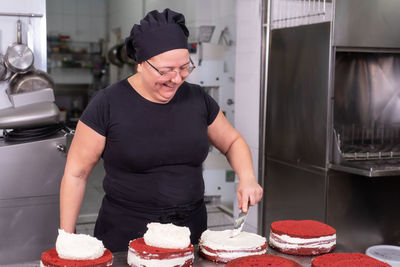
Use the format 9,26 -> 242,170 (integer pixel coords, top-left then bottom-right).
94,195 -> 207,252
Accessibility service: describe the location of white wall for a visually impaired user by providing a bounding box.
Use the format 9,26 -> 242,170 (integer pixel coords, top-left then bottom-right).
234,0 -> 262,233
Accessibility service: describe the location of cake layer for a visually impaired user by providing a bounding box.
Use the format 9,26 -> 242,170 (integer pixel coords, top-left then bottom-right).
271,220 -> 336,238
199,230 -> 267,263
41,248 -> 113,267
199,245 -> 267,263
269,232 -> 336,256
269,220 -> 336,256
127,253 -> 193,267
127,238 -> 194,267
199,229 -> 267,251
226,254 -> 301,267
129,238 -> 194,260
312,253 -> 391,267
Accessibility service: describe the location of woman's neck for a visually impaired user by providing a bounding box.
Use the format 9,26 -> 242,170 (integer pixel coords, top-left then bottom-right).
127,74 -> 154,102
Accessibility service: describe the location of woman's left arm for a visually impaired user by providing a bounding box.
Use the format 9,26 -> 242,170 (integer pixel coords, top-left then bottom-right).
207,110 -> 263,213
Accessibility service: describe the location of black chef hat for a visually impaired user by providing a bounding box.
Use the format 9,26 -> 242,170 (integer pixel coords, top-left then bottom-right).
125,8 -> 189,63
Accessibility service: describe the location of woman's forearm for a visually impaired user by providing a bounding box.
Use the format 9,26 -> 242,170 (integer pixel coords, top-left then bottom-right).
59,173 -> 88,233
59,121 -> 106,232
225,135 -> 263,213
207,111 -> 263,212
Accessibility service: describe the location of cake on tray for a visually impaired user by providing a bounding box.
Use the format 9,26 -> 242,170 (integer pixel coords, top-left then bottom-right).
311,252 -> 391,267
198,229 -> 267,263
225,254 -> 301,267
40,229 -> 113,267
269,220 -> 336,255
41,248 -> 113,267
127,222 -> 194,267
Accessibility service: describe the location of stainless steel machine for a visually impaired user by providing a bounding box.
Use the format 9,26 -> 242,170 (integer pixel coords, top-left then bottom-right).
260,0 -> 400,253
0,133 -> 67,264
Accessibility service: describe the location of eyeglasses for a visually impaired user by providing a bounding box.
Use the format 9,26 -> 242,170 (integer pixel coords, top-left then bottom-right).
145,58 -> 196,79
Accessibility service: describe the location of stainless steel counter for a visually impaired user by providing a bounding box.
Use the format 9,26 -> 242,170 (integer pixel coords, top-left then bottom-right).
13,244 -> 352,267
109,246 -> 315,267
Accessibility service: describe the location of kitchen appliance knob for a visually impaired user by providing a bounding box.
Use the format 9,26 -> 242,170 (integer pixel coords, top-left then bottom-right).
56,144 -> 66,153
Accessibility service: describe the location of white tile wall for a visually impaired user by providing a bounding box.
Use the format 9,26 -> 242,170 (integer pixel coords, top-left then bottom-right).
46,0 -> 106,42
107,0 -> 143,41
62,0 -> 77,15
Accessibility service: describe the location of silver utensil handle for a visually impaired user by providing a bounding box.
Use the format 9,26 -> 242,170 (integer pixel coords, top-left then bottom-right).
17,19 -> 22,44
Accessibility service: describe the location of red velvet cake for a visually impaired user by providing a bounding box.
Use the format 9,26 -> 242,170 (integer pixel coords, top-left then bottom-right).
198,229 -> 268,263
127,238 -> 194,266
269,220 -> 336,255
40,248 -> 113,267
311,253 -> 391,267
226,254 -> 301,267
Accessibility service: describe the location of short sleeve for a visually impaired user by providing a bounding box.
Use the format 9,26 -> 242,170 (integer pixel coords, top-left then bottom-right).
202,88 -> 220,125
79,90 -> 110,136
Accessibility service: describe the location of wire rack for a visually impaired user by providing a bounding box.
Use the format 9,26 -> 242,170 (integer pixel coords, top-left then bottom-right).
271,0 -> 333,29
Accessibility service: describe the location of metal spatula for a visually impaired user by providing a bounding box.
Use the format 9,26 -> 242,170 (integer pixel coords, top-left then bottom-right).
231,209 -> 248,237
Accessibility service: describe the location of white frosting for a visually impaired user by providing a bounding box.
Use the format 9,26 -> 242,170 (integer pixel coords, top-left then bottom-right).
143,223 -> 191,249
127,248 -> 193,267
199,229 -> 266,251
269,232 -> 336,249
55,229 -> 106,260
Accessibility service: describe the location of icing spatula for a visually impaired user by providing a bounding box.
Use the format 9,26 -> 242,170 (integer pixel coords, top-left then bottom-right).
231,209 -> 248,237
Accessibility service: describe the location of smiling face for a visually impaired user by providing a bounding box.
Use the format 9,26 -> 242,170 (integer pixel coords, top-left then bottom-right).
136,48 -> 191,103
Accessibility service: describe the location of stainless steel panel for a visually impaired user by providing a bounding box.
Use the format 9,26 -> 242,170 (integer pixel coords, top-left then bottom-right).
330,162 -> 400,177
0,102 -> 60,129
266,22 -> 331,168
330,52 -> 400,176
0,195 -> 59,264
261,159 -> 327,237
334,53 -> 400,127
0,134 -> 66,199
334,0 -> 400,49
326,170 -> 400,252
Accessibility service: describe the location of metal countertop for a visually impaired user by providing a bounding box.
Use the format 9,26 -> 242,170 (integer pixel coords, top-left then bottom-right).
15,244 -> 352,267
111,243 -> 352,266
110,245 -> 316,267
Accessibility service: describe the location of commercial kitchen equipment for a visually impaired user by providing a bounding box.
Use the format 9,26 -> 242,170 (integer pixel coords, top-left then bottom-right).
0,133 -> 67,264
0,8 -> 68,264
186,40 -> 236,211
260,0 -> 400,253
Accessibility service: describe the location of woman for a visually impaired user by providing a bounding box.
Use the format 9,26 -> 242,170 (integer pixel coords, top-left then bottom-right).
60,8 -> 263,252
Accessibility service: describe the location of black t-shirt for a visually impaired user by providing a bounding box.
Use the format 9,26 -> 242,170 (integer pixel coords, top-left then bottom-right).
80,79 -> 219,208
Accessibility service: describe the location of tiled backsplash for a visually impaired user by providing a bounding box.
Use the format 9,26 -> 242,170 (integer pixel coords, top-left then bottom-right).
46,0 -> 106,42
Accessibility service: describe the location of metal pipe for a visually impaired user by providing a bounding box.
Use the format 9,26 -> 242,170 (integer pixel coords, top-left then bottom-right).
258,0 -> 272,237
0,12 -> 43,18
